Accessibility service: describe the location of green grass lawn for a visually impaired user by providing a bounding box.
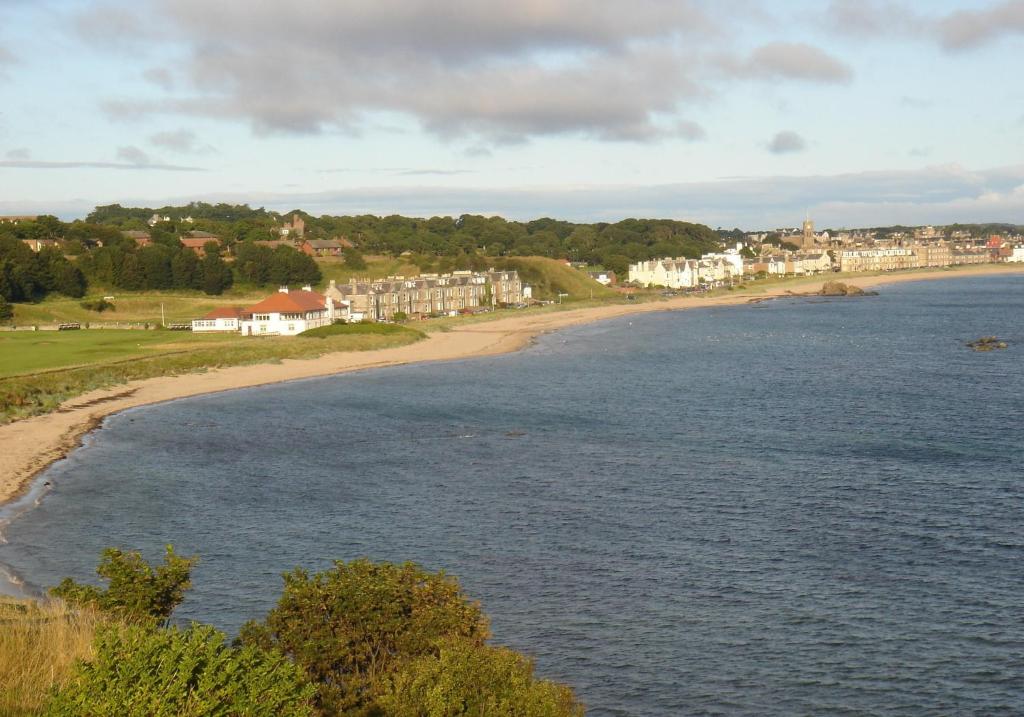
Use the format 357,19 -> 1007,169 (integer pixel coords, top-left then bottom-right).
0,330 -> 245,378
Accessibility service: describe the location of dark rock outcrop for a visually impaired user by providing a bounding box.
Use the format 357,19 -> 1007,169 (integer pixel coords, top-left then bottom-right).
967,336 -> 1008,351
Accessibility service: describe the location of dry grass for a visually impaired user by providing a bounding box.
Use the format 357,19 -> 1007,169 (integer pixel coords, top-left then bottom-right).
0,597 -> 106,716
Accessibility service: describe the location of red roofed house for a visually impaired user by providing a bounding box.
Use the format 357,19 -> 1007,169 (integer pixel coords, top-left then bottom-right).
192,306 -> 249,333
240,286 -> 334,336
180,231 -> 221,256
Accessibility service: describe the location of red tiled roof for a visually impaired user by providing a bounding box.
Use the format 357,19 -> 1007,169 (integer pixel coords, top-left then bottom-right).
202,306 -> 248,320
180,237 -> 216,248
247,290 -> 326,313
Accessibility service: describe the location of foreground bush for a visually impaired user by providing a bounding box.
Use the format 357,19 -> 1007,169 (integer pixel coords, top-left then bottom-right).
239,559 -> 490,715
0,598 -> 105,717
50,545 -> 196,625
382,638 -> 585,717
43,623 -> 315,717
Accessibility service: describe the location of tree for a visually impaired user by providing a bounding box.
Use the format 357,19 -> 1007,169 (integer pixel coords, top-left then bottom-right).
342,247 -> 367,270
238,559 -> 490,716
50,545 -> 197,626
381,638 -> 584,717
0,294 -> 12,322
51,262 -> 87,297
201,253 -> 233,295
43,624 -> 315,717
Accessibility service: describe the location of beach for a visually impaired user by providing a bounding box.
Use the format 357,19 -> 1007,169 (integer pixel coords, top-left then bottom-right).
2,264 -> 1021,508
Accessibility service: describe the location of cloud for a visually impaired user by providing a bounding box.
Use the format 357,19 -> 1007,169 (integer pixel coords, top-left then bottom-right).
14,164 -> 1024,228
116,145 -> 151,165
674,120 -> 707,141
822,0 -> 923,37
0,46 -> 14,80
0,157 -> 203,171
77,1 -> 813,144
142,67 -> 174,90
5,148 -> 30,160
723,42 -> 853,84
149,128 -> 214,154
937,0 -> 1024,50
768,131 -> 806,154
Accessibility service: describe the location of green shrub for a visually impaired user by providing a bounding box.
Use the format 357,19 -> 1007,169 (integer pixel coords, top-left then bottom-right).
79,298 -> 114,312
43,624 -> 315,717
381,638 -> 584,717
392,311 -> 408,322
238,559 -> 489,716
50,545 -> 196,626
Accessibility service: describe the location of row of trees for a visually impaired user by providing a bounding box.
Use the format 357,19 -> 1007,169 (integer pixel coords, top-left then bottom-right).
47,547 -> 583,716
0,220 -> 323,302
0,236 -> 86,304
87,203 -> 723,269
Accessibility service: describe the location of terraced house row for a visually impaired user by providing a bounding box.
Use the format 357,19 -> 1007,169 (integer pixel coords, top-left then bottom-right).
325,270 -> 524,322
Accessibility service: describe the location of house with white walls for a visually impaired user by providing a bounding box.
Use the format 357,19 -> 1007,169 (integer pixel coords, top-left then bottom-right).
192,306 -> 248,333
239,286 -> 333,336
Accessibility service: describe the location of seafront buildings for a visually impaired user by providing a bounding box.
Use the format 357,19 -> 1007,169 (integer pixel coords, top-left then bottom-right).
628,224 -> 1023,289
194,269 -> 523,335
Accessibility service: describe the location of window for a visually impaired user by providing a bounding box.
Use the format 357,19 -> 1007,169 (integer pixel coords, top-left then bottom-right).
288,323 -> 295,332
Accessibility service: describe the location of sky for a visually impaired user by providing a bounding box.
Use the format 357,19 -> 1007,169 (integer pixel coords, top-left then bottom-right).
0,0 -> 1022,229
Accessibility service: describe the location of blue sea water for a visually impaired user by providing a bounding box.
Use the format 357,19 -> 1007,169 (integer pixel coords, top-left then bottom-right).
2,275 -> 1023,716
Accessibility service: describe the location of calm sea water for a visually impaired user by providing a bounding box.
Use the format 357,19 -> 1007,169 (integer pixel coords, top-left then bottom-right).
2,276 -> 1023,716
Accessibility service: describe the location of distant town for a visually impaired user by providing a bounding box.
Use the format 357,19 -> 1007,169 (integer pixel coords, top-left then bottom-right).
626,218 -> 1024,290
1,206 -> 1022,336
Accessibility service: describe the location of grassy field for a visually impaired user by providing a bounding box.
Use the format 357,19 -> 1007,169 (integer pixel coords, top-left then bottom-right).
315,255 -> 424,285
0,324 -> 424,423
0,330 -> 247,378
10,291 -> 265,327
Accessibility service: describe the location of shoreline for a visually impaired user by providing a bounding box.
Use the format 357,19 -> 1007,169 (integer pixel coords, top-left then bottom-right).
2,264 -> 1022,511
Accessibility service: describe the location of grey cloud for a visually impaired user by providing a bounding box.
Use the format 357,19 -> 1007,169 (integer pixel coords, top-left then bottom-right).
726,43 -> 854,84
116,145 -> 151,165
142,67 -> 174,90
79,0 -> 745,143
938,0 -> 1024,50
823,0 -> 923,37
5,148 -> 30,160
149,128 -> 214,154
0,159 -> 203,171
22,164 -> 1024,228
674,120 -> 707,141
108,163 -> 1023,229
463,146 -> 494,159
768,131 -> 806,154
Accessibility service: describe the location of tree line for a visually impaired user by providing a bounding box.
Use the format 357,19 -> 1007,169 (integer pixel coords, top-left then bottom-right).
0,218 -> 322,304
88,202 -> 723,276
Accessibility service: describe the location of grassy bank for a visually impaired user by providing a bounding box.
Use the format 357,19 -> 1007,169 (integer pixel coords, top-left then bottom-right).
0,597 -> 105,717
0,324 -> 424,424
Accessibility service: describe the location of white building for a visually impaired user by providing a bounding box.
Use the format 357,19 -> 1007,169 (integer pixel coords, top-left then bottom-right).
239,286 -> 333,336
628,258 -> 698,288
1008,246 -> 1024,263
192,306 -> 247,333
700,249 -> 745,277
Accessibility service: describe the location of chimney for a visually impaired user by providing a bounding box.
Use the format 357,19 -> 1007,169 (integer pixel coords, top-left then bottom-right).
301,284 -> 312,292
278,286 -> 289,294
329,279 -> 336,289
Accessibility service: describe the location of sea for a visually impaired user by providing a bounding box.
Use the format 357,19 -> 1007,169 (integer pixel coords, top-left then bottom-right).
1,275 -> 1022,716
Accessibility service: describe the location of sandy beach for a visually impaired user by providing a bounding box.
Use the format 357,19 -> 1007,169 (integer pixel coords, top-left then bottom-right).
2,264 -> 1022,508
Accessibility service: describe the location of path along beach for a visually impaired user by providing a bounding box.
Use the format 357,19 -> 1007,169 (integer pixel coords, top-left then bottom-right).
2,265 -> 1022,508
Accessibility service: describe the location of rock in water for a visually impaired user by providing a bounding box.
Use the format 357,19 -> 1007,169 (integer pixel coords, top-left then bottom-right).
966,336 -> 1009,351
820,281 -> 870,297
